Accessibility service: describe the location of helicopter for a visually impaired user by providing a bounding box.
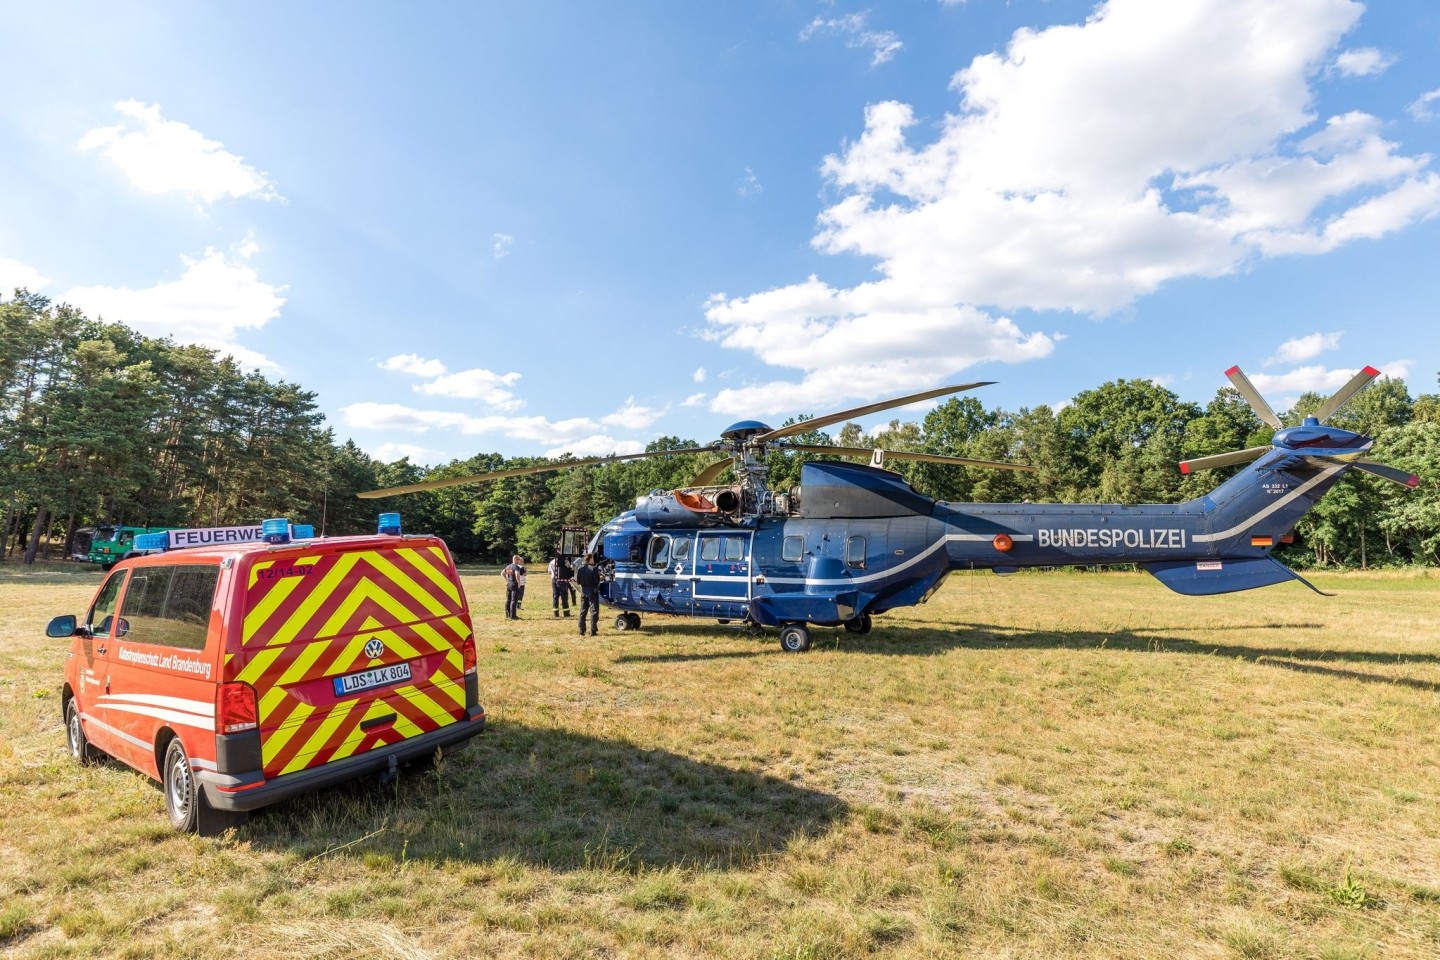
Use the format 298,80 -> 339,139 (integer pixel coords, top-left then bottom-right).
360,364 -> 1417,652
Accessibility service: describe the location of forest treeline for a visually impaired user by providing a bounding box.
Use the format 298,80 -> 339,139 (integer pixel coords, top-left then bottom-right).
4,290 -> 1440,568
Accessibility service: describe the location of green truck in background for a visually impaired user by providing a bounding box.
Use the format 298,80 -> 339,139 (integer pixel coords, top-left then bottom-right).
72,525 -> 171,570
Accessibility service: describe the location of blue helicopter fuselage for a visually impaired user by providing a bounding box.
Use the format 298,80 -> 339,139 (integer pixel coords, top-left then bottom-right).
595,455 -> 1352,628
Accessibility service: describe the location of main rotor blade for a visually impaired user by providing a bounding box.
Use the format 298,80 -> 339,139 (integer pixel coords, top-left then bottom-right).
1353,459 -> 1419,488
780,444 -> 1038,473
689,457 -> 735,486
753,381 -> 995,443
358,446 -> 725,499
1313,365 -> 1380,423
1178,445 -> 1271,475
1224,366 -> 1283,431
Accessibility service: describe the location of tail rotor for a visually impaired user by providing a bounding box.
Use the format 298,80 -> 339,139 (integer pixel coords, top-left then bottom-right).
1178,364 -> 1417,488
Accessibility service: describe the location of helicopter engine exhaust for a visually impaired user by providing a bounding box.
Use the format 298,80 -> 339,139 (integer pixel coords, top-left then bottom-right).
714,488 -> 741,515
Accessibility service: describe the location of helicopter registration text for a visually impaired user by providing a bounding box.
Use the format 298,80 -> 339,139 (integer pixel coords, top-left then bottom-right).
1037,528 -> 1188,549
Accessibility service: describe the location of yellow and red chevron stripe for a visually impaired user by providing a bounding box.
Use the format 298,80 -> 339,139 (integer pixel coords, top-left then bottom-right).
226,544 -> 473,778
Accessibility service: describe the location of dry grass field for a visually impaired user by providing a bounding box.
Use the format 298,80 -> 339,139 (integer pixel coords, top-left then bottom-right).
2,562 -> 1438,958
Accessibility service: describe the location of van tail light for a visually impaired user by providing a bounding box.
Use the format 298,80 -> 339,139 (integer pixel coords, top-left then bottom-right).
217,681 -> 258,734
461,635 -> 477,675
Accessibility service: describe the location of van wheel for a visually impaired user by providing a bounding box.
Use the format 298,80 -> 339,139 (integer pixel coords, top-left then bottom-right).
163,738 -> 246,835
65,699 -> 98,764
779,624 -> 812,653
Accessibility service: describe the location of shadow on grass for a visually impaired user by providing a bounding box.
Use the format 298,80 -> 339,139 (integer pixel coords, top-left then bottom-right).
242,720 -> 844,869
817,621 -> 1440,692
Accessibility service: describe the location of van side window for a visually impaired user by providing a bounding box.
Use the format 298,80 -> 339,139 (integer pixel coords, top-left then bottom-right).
118,564 -> 219,651
88,570 -> 127,637
782,536 -> 805,563
845,536 -> 867,569
647,536 -> 671,569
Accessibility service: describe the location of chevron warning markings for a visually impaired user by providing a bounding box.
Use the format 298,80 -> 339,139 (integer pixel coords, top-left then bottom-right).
228,545 -> 473,778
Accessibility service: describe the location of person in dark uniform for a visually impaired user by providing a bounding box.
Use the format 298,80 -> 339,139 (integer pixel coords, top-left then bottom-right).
502,554 -> 526,619
548,552 -> 573,618
575,552 -> 602,636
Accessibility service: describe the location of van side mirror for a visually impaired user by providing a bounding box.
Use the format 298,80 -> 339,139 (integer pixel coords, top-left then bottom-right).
46,615 -> 77,638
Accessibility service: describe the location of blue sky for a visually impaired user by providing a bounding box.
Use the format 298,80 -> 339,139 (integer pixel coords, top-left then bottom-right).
3,0 -> 1439,465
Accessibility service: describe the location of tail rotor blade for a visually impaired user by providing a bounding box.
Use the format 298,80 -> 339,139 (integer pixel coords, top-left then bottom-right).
1353,459 -> 1419,488
1178,445 -> 1271,475
1224,366 -> 1283,430
1313,365 -> 1380,423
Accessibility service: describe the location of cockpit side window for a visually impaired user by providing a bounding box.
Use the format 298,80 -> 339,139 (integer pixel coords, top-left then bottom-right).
647,535 -> 672,569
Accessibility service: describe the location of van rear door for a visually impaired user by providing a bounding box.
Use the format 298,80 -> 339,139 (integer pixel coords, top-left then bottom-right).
229,541 -> 472,779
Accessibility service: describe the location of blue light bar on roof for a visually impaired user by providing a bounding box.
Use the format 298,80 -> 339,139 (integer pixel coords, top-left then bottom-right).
261,518 -> 290,544
377,512 -> 402,536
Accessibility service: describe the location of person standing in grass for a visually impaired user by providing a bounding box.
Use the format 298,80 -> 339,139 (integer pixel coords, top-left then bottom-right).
575,552 -> 601,636
502,554 -> 526,620
547,551 -> 574,618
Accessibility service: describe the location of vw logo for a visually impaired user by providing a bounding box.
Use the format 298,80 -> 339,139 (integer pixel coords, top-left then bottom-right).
364,638 -> 385,660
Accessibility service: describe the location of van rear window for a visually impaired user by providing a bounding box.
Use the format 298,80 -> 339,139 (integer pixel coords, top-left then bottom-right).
119,564 -> 218,651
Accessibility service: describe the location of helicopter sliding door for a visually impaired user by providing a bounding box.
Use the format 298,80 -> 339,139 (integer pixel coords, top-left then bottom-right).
690,531 -> 753,620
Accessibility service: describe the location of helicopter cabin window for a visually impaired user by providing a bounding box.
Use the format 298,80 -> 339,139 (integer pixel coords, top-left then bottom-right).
782,536 -> 805,563
647,536 -> 672,570
845,535 -> 867,569
699,535 -> 747,563
672,538 -> 692,562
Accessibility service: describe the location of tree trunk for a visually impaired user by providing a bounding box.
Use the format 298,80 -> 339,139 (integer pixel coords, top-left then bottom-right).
23,507 -> 49,564
1359,525 -> 1367,571
62,511 -> 77,559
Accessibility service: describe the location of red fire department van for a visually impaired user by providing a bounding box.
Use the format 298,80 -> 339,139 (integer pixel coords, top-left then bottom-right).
49,518 -> 485,834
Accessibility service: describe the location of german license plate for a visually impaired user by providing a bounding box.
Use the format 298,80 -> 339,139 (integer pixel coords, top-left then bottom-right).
333,662 -> 412,697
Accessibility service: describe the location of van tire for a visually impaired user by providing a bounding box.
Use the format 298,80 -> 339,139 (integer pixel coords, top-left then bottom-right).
163,738 -> 246,835
65,699 -> 99,764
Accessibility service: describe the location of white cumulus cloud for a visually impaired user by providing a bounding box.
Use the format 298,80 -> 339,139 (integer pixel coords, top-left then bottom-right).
1408,87 -> 1440,122
0,256 -> 50,293
705,0 -> 1440,416
415,368 -> 523,410
1266,332 -> 1343,366
493,233 -> 514,259
381,354 -> 448,378
1333,47 -> 1394,77
340,401 -> 612,448
79,100 -> 280,204
61,241 -> 286,370
601,396 -> 665,431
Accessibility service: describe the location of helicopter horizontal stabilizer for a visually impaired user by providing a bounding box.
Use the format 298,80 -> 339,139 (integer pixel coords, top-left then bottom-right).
1142,557 -> 1333,597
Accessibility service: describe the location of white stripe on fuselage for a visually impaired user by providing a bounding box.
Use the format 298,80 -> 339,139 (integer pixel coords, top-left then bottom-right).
612,533 -> 1035,590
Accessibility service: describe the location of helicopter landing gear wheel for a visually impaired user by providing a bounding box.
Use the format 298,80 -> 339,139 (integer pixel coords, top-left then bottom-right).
844,614 -> 872,634
778,624 -> 812,653
614,613 -> 640,631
